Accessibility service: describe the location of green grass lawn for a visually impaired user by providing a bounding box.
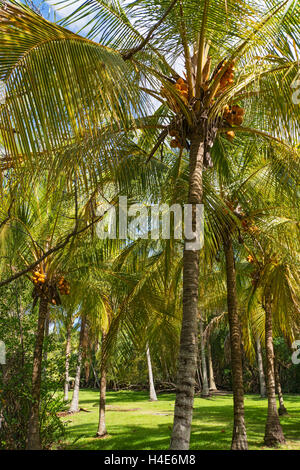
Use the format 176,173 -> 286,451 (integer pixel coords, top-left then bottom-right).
58,389 -> 300,450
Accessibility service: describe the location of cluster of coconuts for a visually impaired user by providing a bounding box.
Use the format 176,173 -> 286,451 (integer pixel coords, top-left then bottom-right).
217,61 -> 245,143
161,77 -> 189,149
169,129 -> 184,149
223,104 -> 245,142
32,270 -> 46,286
224,105 -> 245,126
219,61 -> 236,91
160,58 -> 246,148
58,277 -> 70,296
161,77 -> 189,116
31,270 -> 70,304
174,77 -> 189,104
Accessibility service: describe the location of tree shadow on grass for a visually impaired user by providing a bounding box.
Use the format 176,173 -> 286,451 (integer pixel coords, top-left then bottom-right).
62,404 -> 245,450
77,390 -> 176,406
63,422 -> 171,450
63,421 -> 238,451
63,391 -> 300,451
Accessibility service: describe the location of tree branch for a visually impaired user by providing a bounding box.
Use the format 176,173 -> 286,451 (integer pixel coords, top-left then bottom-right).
146,129 -> 168,163
219,126 -> 291,147
122,0 -> 178,60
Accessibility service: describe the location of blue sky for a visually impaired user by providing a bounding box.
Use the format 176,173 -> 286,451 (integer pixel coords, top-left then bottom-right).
45,0 -> 99,35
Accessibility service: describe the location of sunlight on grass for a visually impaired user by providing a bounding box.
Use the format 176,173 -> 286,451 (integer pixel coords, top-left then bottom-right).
58,390 -> 300,450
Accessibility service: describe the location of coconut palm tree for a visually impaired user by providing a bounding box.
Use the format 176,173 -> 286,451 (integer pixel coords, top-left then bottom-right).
0,0 -> 299,450
202,128 -> 299,447
247,234 -> 299,445
256,336 -> 266,398
228,160 -> 299,447
0,181 -> 80,448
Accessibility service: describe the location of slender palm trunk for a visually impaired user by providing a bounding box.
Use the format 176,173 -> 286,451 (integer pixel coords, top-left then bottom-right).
263,293 -> 285,446
92,364 -> 100,388
96,368 -> 107,436
207,340 -> 217,391
93,340 -> 100,388
274,358 -> 288,416
199,315 -> 209,397
196,361 -> 202,390
43,311 -> 50,360
196,352 -> 203,391
170,134 -> 204,450
64,320 -> 72,402
256,336 -> 266,398
163,355 -> 170,383
96,331 -> 107,437
224,235 -> 248,450
14,285 -> 25,366
146,343 -> 158,401
85,361 -> 90,385
42,311 -> 50,376
69,316 -> 86,413
26,297 -> 48,450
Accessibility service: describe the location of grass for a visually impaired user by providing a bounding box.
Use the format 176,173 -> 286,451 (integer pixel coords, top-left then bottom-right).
58,389 -> 300,450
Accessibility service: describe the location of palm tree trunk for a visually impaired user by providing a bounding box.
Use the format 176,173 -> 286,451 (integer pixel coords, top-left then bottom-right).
170,133 -> 204,450
14,284 -> 25,367
85,361 -> 90,386
26,297 -> 48,450
274,358 -> 288,416
199,314 -> 209,397
223,235 -> 248,450
96,331 -> 107,437
43,311 -> 50,360
207,340 -> 217,391
64,320 -> 72,402
146,343 -> 158,401
196,363 -> 202,390
263,293 -> 285,446
69,316 -> 86,413
91,363 -> 100,388
256,336 -> 266,398
96,367 -> 107,436
42,310 -> 50,376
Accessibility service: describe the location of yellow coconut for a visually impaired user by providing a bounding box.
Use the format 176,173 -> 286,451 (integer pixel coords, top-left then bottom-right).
226,131 -> 235,142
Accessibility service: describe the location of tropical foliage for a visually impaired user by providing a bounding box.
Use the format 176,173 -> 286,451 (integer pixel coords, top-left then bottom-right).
0,0 -> 299,451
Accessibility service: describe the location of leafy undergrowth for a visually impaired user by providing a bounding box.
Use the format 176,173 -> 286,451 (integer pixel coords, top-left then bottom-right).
57,389 -> 300,450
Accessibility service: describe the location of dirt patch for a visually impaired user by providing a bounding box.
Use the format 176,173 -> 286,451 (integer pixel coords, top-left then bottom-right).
94,433 -> 110,440
210,390 -> 232,396
57,411 -> 76,417
57,407 -> 91,417
106,406 -> 142,412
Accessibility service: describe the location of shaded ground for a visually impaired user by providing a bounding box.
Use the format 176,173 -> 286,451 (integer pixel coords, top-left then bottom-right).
58,389 -> 300,450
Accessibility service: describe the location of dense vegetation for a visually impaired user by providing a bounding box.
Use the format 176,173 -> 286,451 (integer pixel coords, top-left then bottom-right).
0,0 -> 299,451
